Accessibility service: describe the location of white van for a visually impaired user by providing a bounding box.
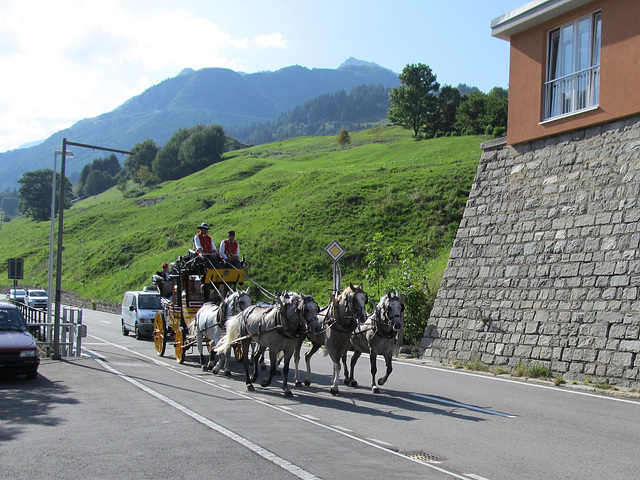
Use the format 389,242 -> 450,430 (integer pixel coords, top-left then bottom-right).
121,289 -> 163,339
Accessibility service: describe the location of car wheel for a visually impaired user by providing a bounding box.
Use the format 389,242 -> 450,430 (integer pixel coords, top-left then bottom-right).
122,320 -> 129,336
135,323 -> 142,340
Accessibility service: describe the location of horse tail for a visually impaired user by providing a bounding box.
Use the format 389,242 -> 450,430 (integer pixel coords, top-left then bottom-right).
214,312 -> 242,353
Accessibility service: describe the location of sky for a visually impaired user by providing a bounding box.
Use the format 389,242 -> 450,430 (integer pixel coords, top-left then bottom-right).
0,0 -> 528,153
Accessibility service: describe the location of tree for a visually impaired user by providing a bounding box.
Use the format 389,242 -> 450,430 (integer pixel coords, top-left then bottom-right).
134,165 -> 157,187
125,139 -> 158,181
153,125 -> 227,182
177,124 -> 226,175
433,85 -> 463,136
388,63 -> 440,137
336,128 -> 351,148
455,88 -> 508,137
152,127 -> 194,182
116,177 -> 128,195
84,170 -> 112,196
18,169 -> 73,222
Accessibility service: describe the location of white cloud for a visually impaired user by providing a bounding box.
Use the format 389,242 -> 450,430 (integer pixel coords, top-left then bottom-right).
0,0 -> 289,152
252,33 -> 287,50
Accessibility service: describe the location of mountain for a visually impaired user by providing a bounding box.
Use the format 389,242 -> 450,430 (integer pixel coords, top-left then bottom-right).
0,61 -> 400,190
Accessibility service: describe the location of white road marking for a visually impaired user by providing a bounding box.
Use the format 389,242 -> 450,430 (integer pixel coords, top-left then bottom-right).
86,333 -> 479,479
330,425 -> 353,432
410,393 -> 516,418
86,350 -> 322,480
406,361 -> 640,406
300,414 -> 320,421
100,320 -> 111,324
366,437 -> 393,447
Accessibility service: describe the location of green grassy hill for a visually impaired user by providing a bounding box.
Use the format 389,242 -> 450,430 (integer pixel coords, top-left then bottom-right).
0,126 -> 484,318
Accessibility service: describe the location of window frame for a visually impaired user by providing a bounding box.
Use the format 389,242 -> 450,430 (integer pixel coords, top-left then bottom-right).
542,10 -> 602,122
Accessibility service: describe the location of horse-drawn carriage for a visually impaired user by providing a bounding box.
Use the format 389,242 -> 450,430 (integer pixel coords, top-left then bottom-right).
153,254 -> 246,364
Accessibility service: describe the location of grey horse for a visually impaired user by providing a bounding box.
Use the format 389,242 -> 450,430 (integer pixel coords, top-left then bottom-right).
215,292 -> 320,397
294,284 -> 368,395
192,289 -> 251,372
342,292 -> 404,393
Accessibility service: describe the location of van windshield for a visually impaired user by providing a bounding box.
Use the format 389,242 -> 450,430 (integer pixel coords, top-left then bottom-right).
138,295 -> 162,310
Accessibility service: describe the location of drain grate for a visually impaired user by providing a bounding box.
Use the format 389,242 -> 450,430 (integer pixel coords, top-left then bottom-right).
401,451 -> 445,464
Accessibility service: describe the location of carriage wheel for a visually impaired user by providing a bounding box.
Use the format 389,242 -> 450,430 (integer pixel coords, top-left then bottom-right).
153,312 -> 166,357
175,327 -> 186,364
233,344 -> 242,362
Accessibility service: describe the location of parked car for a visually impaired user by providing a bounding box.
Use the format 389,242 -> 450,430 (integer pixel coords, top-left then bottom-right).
7,288 -> 27,304
0,301 -> 39,379
25,289 -> 48,309
121,289 -> 163,339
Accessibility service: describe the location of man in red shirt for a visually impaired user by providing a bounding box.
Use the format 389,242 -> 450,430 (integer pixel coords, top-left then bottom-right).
194,223 -> 221,267
220,230 -> 242,268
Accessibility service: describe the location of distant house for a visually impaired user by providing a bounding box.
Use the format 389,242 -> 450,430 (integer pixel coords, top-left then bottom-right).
492,0 -> 640,145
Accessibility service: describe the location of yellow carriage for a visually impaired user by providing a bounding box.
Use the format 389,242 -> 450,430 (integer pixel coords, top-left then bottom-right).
153,256 -> 246,364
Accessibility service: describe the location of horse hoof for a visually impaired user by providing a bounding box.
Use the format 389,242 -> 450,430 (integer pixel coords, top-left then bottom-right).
304,380 -> 311,387
212,368 -> 220,375
378,378 -> 386,386
330,388 -> 339,396
261,380 -> 269,388
224,371 -> 231,377
247,384 -> 255,392
351,380 -> 358,388
284,390 -> 293,398
295,381 -> 303,387
201,365 -> 208,372
343,378 -> 350,386
372,386 -> 380,394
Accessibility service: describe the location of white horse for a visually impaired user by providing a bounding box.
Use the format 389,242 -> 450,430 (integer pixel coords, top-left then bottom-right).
192,289 -> 251,373
294,284 -> 368,395
342,292 -> 404,393
215,292 -> 320,397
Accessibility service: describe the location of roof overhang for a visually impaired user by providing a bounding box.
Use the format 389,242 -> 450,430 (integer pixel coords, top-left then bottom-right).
491,0 -> 596,40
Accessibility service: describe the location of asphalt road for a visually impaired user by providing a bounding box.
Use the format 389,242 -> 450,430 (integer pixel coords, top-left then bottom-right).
2,307 -> 639,480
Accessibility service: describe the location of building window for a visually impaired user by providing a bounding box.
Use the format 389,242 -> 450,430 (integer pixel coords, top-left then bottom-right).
544,11 -> 601,120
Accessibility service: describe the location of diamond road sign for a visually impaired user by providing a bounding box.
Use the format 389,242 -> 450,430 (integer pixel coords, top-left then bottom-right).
324,240 -> 345,262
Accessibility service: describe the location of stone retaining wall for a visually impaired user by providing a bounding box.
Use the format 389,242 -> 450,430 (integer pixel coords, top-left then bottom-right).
422,114 -> 640,387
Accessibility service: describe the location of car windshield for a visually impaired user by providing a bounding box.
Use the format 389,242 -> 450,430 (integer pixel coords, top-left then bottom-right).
29,290 -> 47,296
138,295 -> 162,310
0,309 -> 28,331
14,290 -> 26,296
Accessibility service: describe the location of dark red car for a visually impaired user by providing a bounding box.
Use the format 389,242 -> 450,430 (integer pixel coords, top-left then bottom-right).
0,301 -> 39,379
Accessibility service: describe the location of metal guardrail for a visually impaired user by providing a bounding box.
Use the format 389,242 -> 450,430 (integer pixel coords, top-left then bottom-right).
16,303 -> 86,358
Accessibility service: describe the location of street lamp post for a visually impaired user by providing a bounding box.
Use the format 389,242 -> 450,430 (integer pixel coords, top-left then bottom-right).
52,139 -> 69,359
47,149 -> 72,350
51,138 -> 131,360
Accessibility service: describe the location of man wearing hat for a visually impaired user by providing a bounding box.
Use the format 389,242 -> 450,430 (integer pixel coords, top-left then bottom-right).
220,230 -> 242,268
194,222 -> 221,267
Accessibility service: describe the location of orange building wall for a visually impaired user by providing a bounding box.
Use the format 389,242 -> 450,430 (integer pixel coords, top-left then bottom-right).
506,0 -> 640,145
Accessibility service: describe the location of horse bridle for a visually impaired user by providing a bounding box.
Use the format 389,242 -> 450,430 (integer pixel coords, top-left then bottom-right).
296,297 -> 319,333
372,297 -> 403,338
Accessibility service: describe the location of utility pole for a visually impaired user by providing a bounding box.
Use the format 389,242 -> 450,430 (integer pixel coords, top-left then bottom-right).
52,139 -> 131,359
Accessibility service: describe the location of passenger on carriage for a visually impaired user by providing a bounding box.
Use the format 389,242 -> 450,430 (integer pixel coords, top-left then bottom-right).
151,262 -> 173,299
193,222 -> 221,268
219,230 -> 243,269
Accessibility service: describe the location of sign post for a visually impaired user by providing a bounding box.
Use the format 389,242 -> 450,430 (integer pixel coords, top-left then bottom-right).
8,258 -> 23,287
324,240 -> 345,297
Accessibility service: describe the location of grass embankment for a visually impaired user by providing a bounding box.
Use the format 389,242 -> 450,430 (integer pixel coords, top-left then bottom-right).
0,126 -> 484,310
